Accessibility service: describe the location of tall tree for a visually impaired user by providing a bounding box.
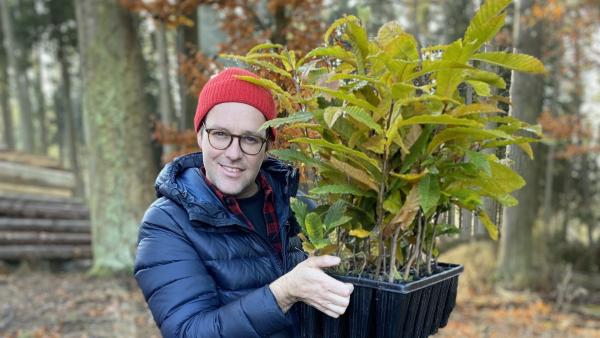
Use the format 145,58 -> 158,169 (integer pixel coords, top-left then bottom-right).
177,8 -> 198,130
47,0 -> 84,196
497,0 -> 546,289
76,0 -> 158,274
0,0 -> 35,152
0,11 -> 14,150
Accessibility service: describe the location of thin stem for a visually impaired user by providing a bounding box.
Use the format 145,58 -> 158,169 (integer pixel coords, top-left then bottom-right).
388,224 -> 402,283
403,210 -> 422,280
414,213 -> 423,279
426,211 -> 440,275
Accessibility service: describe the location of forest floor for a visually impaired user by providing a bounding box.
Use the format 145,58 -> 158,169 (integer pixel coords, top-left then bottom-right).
0,242 -> 599,338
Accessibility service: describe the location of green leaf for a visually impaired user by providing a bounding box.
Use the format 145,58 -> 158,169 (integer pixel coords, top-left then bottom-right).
299,46 -> 356,65
303,85 -> 378,112
463,68 -> 506,89
463,0 -> 512,51
268,149 -> 322,168
324,15 -> 361,43
382,32 -> 419,61
466,80 -> 491,96
323,107 -> 344,128
344,106 -> 383,134
305,212 -> 324,243
449,103 -> 503,117
309,184 -> 374,197
376,21 -> 405,47
220,55 -> 292,79
248,43 -> 284,54
291,198 -> 309,235
328,156 -> 380,192
260,112 -> 313,131
290,137 -> 380,173
324,200 -> 349,232
427,127 -> 513,154
387,114 -> 480,148
346,21 -> 369,58
235,75 -> 290,96
407,60 -> 475,81
478,211 -> 499,240
471,52 -> 546,74
391,83 -> 418,100
465,150 -> 492,176
419,174 -> 440,216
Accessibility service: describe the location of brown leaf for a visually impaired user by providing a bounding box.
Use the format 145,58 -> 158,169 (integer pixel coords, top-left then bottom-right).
382,184 -> 420,237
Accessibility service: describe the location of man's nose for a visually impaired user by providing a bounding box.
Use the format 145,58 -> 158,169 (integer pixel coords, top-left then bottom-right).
224,137 -> 243,159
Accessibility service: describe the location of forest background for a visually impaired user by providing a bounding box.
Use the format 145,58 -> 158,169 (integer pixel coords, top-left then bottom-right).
0,0 -> 599,337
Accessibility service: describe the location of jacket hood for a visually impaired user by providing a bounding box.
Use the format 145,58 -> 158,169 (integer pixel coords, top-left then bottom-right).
154,152 -> 299,227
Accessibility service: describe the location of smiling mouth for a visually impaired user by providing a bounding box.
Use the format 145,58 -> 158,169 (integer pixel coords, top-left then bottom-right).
220,164 -> 244,174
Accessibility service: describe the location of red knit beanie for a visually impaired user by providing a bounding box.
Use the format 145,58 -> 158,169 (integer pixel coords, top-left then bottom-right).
194,67 -> 277,139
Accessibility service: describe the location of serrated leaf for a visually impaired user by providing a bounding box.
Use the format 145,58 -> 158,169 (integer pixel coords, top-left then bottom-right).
326,216 -> 353,232
323,107 -> 344,128
407,60 -> 475,81
260,112 -> 313,131
344,106 -> 383,134
464,0 -> 512,51
291,198 -> 309,235
391,83 -> 418,100
362,135 -> 386,154
220,56 -> 292,79
376,21 -> 405,47
235,75 -> 289,96
349,228 -> 370,238
463,68 -> 506,89
419,174 -> 440,216
449,103 -> 503,117
299,46 -> 356,65
427,127 -> 513,154
466,80 -> 492,96
316,244 -> 338,255
290,137 -> 380,173
305,212 -> 324,243
383,32 -> 419,61
387,114 -> 480,148
268,149 -> 322,167
347,21 -> 369,58
471,52 -> 546,74
248,43 -> 284,54
478,211 -> 498,240
324,201 -> 346,229
309,184 -> 373,197
329,157 -> 380,192
303,85 -> 378,112
324,15 -> 361,43
517,142 -> 535,159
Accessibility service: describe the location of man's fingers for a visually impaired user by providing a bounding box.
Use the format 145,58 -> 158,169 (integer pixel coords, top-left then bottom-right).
305,255 -> 341,268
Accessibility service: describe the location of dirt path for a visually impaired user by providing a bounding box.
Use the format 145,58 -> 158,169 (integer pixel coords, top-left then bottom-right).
0,261 -> 598,338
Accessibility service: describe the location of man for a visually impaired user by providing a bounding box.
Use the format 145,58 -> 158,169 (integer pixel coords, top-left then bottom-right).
134,67 -> 353,338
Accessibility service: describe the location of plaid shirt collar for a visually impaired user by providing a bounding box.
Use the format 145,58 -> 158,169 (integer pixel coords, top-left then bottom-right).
200,167 -> 282,254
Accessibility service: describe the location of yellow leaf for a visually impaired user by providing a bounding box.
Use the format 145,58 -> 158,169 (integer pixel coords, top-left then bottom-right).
383,185 -> 420,237
391,171 -> 427,183
349,229 -> 370,238
329,157 -> 379,192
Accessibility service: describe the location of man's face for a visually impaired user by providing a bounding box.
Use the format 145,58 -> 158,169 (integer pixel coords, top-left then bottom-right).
198,102 -> 268,198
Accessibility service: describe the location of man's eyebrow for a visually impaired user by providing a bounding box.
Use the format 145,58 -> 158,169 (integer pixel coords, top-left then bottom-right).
204,125 -> 267,138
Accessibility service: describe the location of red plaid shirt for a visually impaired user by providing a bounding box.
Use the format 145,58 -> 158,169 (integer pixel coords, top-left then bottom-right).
200,167 -> 282,254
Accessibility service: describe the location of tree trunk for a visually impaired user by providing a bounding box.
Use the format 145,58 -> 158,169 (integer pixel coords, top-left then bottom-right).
0,48 -> 14,150
497,0 -> 545,290
177,8 -> 198,131
0,0 -> 34,153
76,0 -> 158,275
54,26 -> 84,197
34,47 -> 48,155
156,21 -> 176,156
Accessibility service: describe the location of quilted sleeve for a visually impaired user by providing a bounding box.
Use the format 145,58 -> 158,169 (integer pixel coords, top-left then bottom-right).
134,205 -> 291,338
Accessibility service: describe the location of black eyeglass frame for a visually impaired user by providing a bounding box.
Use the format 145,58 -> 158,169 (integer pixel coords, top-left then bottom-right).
202,124 -> 269,155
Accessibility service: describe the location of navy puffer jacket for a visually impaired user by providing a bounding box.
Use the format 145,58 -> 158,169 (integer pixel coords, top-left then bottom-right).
134,152 -> 306,338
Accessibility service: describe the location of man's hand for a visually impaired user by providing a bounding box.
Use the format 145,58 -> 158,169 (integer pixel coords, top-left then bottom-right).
269,255 -> 354,318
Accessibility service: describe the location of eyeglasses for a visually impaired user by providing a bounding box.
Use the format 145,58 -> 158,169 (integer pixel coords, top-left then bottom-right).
203,125 -> 268,155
